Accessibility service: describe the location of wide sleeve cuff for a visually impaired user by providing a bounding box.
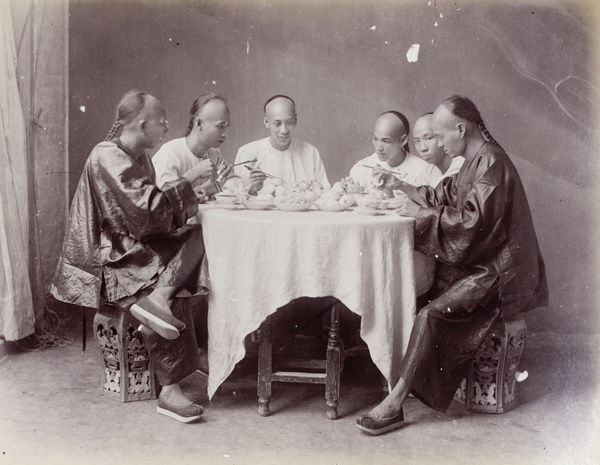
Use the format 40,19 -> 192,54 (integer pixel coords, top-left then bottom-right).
161,178 -> 199,227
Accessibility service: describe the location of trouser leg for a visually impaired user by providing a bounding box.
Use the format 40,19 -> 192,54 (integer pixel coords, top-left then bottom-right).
397,301 -> 500,413
141,298 -> 201,386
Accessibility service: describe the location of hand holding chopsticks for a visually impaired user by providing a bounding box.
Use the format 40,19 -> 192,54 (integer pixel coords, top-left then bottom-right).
245,165 -> 285,183
362,164 -> 407,179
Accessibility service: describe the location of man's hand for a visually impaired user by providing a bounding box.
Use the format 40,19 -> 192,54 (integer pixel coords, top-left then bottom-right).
183,159 -> 214,187
394,197 -> 421,217
249,168 -> 267,184
215,162 -> 232,183
195,188 -> 209,203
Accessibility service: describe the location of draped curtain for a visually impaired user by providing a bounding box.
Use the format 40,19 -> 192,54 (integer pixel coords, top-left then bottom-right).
0,0 -> 35,341
0,0 -> 68,341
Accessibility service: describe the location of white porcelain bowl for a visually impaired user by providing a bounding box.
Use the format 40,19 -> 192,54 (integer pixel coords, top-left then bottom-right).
214,193 -> 239,205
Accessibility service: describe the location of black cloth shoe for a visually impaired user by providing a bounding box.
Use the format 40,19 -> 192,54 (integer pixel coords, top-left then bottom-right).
157,396 -> 204,423
356,408 -> 405,436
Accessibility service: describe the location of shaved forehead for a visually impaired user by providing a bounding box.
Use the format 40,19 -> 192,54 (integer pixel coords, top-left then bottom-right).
135,95 -> 165,122
198,98 -> 229,120
413,114 -> 433,135
374,113 -> 407,140
265,97 -> 296,117
432,104 -> 457,131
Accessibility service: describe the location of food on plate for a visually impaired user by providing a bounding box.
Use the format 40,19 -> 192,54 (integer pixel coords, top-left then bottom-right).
340,177 -> 367,195
256,192 -> 275,201
267,180 -> 324,205
355,194 -> 388,210
316,189 -> 356,208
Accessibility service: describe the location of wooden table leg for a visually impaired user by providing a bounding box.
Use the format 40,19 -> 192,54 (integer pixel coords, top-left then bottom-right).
257,316 -> 272,416
325,303 -> 342,420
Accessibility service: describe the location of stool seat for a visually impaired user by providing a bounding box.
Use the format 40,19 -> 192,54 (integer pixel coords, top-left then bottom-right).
455,314 -> 527,414
93,303 -> 158,402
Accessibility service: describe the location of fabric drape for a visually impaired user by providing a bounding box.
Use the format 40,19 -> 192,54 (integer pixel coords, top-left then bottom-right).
0,0 -> 35,341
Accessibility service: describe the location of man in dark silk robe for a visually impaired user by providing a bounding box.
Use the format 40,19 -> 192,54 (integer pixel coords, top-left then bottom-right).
356,95 -> 548,435
51,91 -> 214,423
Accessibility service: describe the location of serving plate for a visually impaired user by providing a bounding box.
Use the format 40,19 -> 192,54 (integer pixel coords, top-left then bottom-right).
314,202 -> 351,212
274,202 -> 311,212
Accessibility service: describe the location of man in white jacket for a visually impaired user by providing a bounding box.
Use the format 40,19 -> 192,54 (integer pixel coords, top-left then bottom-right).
234,95 -> 330,190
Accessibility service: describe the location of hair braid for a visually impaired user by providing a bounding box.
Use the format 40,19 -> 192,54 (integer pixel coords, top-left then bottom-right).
443,94 -> 504,152
104,121 -> 123,141
478,120 -> 504,152
184,92 -> 227,137
104,89 -> 148,141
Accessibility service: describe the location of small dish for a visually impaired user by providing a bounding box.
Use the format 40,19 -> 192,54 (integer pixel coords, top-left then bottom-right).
214,193 -> 239,205
242,199 -> 274,210
354,207 -> 383,216
274,202 -> 311,212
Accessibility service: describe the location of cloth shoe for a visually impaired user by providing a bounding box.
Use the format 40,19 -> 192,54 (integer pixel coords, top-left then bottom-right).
157,396 -> 204,423
356,408 -> 405,436
130,296 -> 186,340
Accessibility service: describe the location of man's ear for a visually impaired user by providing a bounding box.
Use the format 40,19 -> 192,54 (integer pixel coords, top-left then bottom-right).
139,119 -> 148,133
263,116 -> 269,128
400,133 -> 409,150
457,122 -> 466,138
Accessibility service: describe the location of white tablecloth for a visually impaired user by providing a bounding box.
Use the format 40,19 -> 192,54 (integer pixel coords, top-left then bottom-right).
198,205 -> 435,399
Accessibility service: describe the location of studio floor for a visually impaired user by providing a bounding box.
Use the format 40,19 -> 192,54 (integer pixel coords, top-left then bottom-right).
1,308 -> 599,465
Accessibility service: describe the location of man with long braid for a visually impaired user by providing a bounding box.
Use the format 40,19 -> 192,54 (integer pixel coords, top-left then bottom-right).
356,95 -> 548,435
51,90 -> 214,423
153,92 -> 235,201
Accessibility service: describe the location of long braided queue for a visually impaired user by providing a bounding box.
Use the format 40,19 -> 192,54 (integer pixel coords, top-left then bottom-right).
478,120 -> 504,152
444,95 -> 505,153
104,121 -> 123,141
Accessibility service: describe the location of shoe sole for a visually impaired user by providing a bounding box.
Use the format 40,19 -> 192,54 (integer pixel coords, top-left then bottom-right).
130,304 -> 179,340
356,420 -> 405,436
157,406 -> 203,424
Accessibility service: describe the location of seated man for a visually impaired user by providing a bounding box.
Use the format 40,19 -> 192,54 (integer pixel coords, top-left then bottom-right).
153,92 -> 235,200
51,90 -> 214,424
234,95 -> 330,190
356,95 -> 548,436
347,111 -> 438,194
412,112 -> 464,186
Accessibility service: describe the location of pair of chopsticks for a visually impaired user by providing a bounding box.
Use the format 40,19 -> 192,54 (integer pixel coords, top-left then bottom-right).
362,165 -> 407,178
214,159 -> 256,183
244,165 -> 286,183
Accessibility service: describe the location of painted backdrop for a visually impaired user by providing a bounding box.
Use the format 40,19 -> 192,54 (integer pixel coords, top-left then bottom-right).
68,0 -> 600,334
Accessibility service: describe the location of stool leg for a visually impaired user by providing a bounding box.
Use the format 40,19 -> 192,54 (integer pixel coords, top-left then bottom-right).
325,304 -> 342,420
257,317 -> 273,416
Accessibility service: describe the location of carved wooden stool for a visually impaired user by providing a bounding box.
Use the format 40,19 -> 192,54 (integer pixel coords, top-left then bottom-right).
257,301 -> 368,420
93,303 -> 158,402
454,314 -> 527,413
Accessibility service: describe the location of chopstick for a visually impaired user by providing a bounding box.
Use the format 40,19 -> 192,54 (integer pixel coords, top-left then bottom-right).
361,165 -> 407,178
244,165 -> 286,183
232,159 -> 257,167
